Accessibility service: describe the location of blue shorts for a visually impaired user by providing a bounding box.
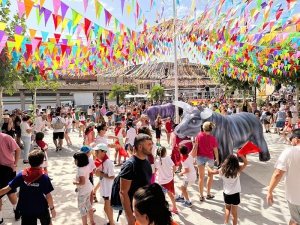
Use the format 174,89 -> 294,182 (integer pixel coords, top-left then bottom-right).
276,121 -> 285,128
197,156 -> 214,167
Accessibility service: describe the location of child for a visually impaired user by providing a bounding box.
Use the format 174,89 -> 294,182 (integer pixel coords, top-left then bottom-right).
155,147 -> 178,214
73,152 -> 95,225
0,150 -> 55,225
175,145 -> 197,208
206,154 -> 248,225
80,146 -> 96,210
34,132 -> 49,175
94,144 -> 115,225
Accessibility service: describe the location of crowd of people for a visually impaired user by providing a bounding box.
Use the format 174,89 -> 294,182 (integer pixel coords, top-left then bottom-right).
0,98 -> 299,225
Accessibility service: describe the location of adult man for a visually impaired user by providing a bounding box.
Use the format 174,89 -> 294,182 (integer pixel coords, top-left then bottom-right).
51,112 -> 66,152
0,133 -> 21,223
267,129 -> 300,225
289,102 -> 297,128
119,134 -> 153,225
34,112 -> 44,134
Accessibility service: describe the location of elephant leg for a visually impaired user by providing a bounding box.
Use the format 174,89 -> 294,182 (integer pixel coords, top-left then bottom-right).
219,134 -> 233,163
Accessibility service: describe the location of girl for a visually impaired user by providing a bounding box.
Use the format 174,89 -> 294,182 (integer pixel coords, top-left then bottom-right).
133,183 -> 179,225
79,110 -> 86,137
155,147 -> 178,214
83,122 -> 95,146
65,113 -> 73,146
95,104 -> 100,124
206,154 -> 248,225
155,115 -> 162,145
73,152 -> 95,225
20,115 -> 34,164
165,117 -> 173,147
46,106 -> 52,127
263,110 -> 272,133
114,122 -> 126,165
282,110 -> 293,144
87,106 -> 94,121
295,116 -> 300,129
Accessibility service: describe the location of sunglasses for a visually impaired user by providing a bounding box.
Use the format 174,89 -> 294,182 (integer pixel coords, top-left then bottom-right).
100,150 -> 106,153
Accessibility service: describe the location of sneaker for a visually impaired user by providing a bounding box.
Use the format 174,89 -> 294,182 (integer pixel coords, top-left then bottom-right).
181,201 -> 192,208
175,196 -> 184,202
14,209 -> 21,221
0,218 -> 3,224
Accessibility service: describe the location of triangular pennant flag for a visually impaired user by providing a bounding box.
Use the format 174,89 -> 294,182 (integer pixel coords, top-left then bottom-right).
104,9 -> 112,26
41,31 -> 49,42
83,0 -> 89,12
44,8 -> 52,26
15,26 -> 23,35
35,7 -> 44,25
52,0 -> 61,15
121,0 -> 125,14
31,38 -> 41,53
61,2 -> 69,20
29,29 -> 37,39
126,4 -> 131,16
47,42 -> 55,54
54,33 -> 61,43
84,18 -> 92,39
24,0 -> 35,18
25,44 -> 32,58
40,0 -> 46,7
17,1 -> 25,19
14,34 -> 24,51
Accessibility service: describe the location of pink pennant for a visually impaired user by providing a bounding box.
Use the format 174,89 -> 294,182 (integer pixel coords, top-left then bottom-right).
17,1 -> 25,19
83,0 -> 89,12
31,38 -> 41,53
53,0 -> 61,15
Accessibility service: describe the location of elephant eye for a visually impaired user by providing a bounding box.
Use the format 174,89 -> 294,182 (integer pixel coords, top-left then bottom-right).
190,119 -> 197,124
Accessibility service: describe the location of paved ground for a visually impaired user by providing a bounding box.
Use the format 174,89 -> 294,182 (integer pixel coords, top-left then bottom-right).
2,127 -> 291,225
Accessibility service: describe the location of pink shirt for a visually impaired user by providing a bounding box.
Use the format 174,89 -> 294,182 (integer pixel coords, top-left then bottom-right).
100,107 -> 106,116
195,132 -> 218,159
0,133 -> 19,167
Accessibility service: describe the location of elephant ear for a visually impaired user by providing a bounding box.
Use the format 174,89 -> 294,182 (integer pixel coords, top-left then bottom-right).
173,101 -> 192,112
200,108 -> 213,119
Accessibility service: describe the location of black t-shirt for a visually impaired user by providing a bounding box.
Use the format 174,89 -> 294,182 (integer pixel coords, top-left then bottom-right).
14,116 -> 21,131
119,156 -> 152,201
56,107 -> 61,113
2,122 -> 14,137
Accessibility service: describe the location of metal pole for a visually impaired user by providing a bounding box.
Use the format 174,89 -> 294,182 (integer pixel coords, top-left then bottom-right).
173,0 -> 179,123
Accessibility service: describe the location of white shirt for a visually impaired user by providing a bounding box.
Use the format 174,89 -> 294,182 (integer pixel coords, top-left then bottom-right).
99,159 -> 114,198
94,134 -> 110,158
181,155 -> 197,182
219,170 -> 241,195
88,158 -> 96,172
154,156 -> 174,185
126,128 -> 136,146
289,105 -> 297,124
76,166 -> 93,196
66,118 -> 73,129
51,116 -> 66,133
20,122 -> 31,137
275,146 -> 300,205
34,116 -> 43,132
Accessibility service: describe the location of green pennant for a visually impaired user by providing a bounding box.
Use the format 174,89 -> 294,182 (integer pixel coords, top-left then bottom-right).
65,35 -> 72,44
47,42 -> 55,54
36,8 -> 44,25
7,41 -> 15,53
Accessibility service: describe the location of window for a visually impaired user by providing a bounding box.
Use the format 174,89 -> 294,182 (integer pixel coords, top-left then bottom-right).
140,84 -> 143,89
105,77 -> 116,82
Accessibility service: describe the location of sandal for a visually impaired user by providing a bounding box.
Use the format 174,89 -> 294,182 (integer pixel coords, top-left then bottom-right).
93,193 -> 98,203
199,196 -> 204,202
206,194 -> 215,199
171,208 -> 179,214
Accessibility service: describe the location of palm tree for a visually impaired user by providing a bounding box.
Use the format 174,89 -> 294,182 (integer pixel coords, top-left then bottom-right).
108,84 -> 125,105
149,86 -> 165,102
126,84 -> 138,95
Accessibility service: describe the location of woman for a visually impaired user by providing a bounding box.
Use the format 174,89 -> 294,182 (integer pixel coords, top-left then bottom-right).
95,104 -> 100,124
83,122 -> 95,146
65,113 -> 73,145
87,105 -> 94,121
165,117 -> 173,147
194,121 -> 219,201
61,105 -> 66,114
133,183 -> 179,225
155,115 -> 163,145
263,110 -> 272,133
79,109 -> 86,137
242,101 -> 249,112
282,110 -> 293,144
20,115 -> 35,164
46,105 -> 52,127
114,121 -> 126,165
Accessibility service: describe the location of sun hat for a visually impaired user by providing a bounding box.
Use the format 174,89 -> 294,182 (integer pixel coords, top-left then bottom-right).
93,143 -> 108,152
80,146 -> 92,153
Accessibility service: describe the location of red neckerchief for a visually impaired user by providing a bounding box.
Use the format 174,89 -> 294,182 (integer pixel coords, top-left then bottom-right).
22,168 -> 44,185
36,140 -> 47,150
181,154 -> 189,162
97,154 -> 109,171
84,129 -> 93,138
115,127 -> 121,136
94,158 -> 101,168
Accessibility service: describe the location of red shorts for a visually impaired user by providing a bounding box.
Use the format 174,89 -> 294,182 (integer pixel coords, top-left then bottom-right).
161,179 -> 175,195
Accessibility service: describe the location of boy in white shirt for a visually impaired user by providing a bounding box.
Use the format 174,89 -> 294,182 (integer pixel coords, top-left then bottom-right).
124,121 -> 136,155
175,146 -> 197,208
94,144 -> 115,225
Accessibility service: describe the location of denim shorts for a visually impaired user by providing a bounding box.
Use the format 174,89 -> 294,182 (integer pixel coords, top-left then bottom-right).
275,121 -> 285,128
197,156 -> 214,167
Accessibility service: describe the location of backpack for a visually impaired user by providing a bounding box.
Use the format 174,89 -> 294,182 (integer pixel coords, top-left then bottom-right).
111,157 -> 136,222
54,117 -> 64,130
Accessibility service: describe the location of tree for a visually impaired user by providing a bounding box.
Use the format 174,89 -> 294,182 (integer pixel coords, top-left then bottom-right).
20,68 -> 61,108
126,84 -> 138,95
108,84 -> 125,105
0,0 -> 27,119
149,85 -> 165,101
